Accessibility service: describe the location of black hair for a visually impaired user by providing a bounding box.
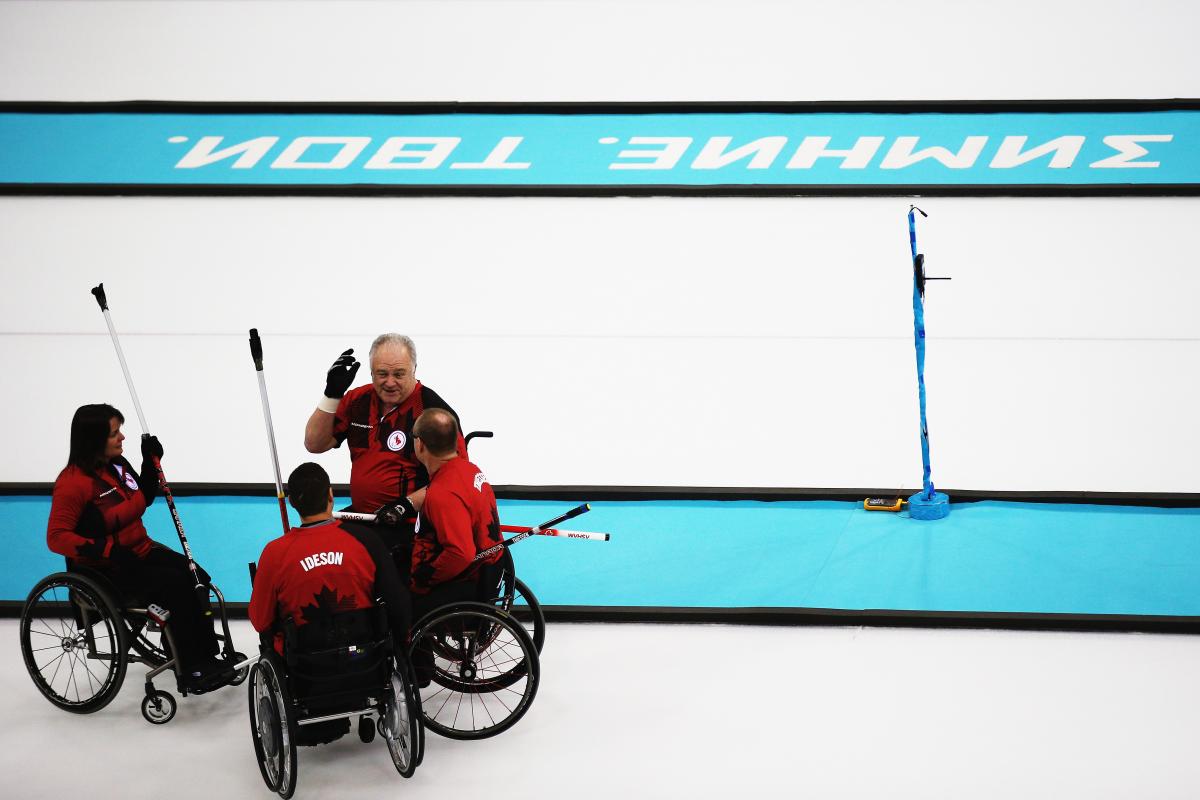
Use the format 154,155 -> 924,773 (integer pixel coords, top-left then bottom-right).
68,404 -> 124,471
287,462 -> 332,517
412,408 -> 459,458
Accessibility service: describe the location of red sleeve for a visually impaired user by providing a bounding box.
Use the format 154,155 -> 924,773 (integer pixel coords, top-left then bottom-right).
425,489 -> 476,585
249,539 -> 283,633
332,392 -> 352,446
46,471 -> 113,560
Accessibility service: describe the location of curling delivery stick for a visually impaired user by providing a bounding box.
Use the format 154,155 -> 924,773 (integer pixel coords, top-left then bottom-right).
332,508 -> 609,541
248,329 -> 290,534
90,283 -> 210,611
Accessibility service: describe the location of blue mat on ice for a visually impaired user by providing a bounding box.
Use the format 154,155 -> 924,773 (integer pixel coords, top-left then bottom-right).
4,496 -> 1199,616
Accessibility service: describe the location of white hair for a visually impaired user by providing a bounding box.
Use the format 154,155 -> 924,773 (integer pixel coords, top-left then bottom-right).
369,333 -> 417,366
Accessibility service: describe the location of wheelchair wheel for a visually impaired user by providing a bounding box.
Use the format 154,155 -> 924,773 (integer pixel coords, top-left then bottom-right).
248,656 -> 297,800
411,602 -> 540,740
381,662 -> 421,777
19,572 -> 128,714
141,690 -> 177,724
494,577 -> 546,655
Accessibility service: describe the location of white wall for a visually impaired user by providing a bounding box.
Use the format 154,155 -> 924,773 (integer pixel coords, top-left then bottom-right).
1,196 -> 1195,492
0,1 -> 1197,492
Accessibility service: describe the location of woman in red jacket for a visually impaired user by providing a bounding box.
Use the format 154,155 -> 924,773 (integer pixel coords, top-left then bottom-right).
47,403 -> 224,689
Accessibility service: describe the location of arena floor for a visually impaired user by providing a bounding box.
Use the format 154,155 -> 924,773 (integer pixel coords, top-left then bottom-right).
4,619 -> 1198,799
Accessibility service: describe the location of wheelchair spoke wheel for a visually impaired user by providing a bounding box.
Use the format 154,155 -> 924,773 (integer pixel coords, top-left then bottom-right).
382,663 -> 421,777
411,603 -> 539,740
249,657 -> 297,800
19,573 -> 127,714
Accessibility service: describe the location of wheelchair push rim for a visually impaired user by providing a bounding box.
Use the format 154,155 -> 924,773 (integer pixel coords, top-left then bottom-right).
248,657 -> 297,799
411,602 -> 540,740
493,576 -> 545,656
381,663 -> 421,777
19,572 -> 128,714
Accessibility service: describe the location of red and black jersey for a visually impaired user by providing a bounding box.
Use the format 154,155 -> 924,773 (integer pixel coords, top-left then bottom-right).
249,519 -> 409,650
411,457 -> 503,594
47,459 -> 153,564
332,382 -> 466,512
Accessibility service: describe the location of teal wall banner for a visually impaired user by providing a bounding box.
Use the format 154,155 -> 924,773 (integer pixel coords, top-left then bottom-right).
2,102 -> 1198,194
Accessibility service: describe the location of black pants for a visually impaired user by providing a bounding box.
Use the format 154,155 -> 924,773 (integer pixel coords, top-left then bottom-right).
113,545 -> 218,671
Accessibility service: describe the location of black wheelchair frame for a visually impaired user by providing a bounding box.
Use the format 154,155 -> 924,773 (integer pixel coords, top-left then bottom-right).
19,561 -> 247,724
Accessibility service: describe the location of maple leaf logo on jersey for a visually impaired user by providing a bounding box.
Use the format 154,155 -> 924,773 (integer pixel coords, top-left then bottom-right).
487,508 -> 502,544
298,584 -> 359,630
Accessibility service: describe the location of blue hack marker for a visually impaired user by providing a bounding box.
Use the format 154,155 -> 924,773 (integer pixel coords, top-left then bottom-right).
907,207 -> 952,520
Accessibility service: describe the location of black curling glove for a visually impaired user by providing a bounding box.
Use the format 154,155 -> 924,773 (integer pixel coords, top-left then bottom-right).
139,435 -> 163,506
376,497 -> 417,527
324,348 -> 361,399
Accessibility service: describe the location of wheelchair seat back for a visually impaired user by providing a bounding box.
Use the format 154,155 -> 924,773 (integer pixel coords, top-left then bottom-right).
281,605 -> 393,717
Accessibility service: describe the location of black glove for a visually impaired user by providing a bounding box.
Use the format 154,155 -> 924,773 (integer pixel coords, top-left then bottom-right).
140,435 -> 163,461
376,497 -> 417,527
76,503 -> 106,540
138,462 -> 159,506
324,348 -> 360,399
139,436 -> 163,506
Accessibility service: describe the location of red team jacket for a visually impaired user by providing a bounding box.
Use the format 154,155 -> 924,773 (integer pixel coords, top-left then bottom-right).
47,459 -> 153,564
411,457 -> 503,594
332,382 -> 466,512
249,519 -> 409,651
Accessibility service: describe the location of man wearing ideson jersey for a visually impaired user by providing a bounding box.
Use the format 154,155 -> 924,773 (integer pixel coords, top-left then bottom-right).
304,333 -> 466,575
409,408 -> 504,623
249,461 -> 409,746
249,462 -> 410,654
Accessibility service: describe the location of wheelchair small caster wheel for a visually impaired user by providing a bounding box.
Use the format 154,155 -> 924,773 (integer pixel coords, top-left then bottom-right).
227,651 -> 249,686
459,662 -> 477,681
358,714 -> 376,744
142,690 -> 177,724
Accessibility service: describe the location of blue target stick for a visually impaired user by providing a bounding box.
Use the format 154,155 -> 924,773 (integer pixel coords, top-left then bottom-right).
906,207 -> 951,520
909,207 -> 934,499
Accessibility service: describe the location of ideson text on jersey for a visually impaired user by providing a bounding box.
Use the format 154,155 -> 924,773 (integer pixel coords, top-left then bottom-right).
299,551 -> 345,572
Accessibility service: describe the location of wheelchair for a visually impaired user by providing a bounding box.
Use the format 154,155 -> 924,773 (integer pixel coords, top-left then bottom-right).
19,557 -> 248,724
409,549 -> 542,740
247,605 -> 422,799
322,430 -> 551,741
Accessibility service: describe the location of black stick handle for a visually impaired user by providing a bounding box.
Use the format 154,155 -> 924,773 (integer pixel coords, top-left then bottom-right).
541,503 -> 591,530
249,328 -> 263,370
90,283 -> 108,311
